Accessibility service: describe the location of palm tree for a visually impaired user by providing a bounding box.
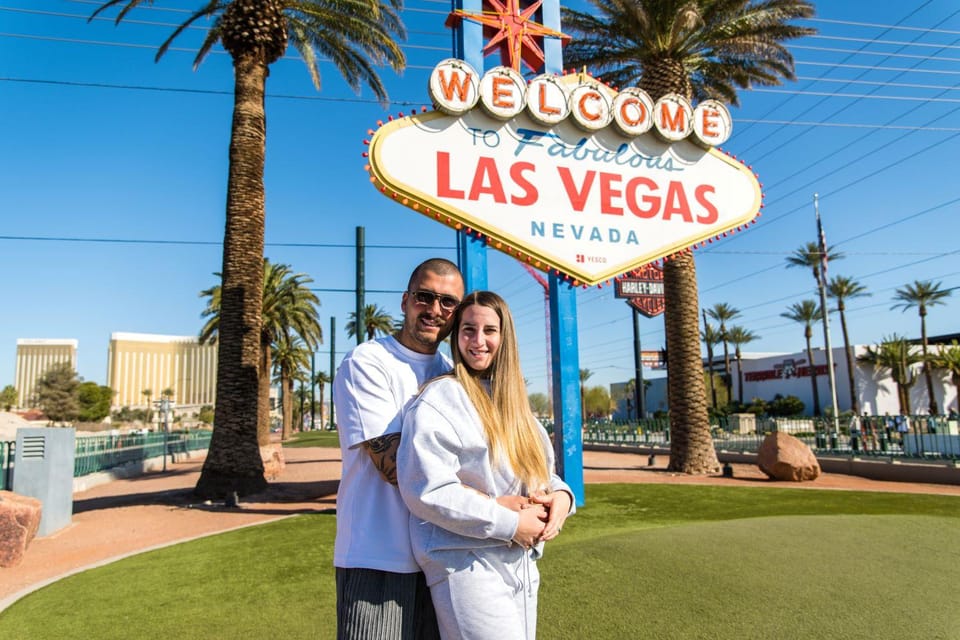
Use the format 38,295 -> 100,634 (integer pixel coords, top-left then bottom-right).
346,304 -> 396,341
259,262 -> 322,442
781,300 -> 823,416
726,325 -> 758,406
892,280 -> 952,415
858,335 -> 923,415
200,260 -> 322,446
785,241 -> 844,289
706,303 -> 740,401
93,0 -> 404,499
272,333 -> 310,440
561,0 -> 814,474
141,388 -> 153,424
700,319 -> 721,411
931,341 -> 960,414
826,275 -> 870,415
313,371 -> 331,429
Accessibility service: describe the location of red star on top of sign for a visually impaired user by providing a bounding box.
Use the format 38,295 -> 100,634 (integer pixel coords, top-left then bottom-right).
446,0 -> 570,73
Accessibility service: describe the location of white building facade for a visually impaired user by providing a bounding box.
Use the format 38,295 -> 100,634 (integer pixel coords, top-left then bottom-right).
14,339 -> 79,408
106,332 -> 218,410
734,345 -> 957,416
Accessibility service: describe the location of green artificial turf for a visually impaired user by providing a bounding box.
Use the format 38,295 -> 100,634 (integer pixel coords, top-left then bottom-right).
1,485 -> 957,639
283,429 -> 341,448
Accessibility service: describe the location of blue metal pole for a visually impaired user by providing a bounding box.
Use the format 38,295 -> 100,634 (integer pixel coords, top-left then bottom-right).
543,0 -> 584,505
549,275 -> 584,506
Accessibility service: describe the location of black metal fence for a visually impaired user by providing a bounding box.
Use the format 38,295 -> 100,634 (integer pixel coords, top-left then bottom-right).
574,414 -> 960,461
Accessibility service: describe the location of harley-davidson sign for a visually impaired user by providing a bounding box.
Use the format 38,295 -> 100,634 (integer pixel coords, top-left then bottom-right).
365,59 -> 762,286
615,264 -> 665,317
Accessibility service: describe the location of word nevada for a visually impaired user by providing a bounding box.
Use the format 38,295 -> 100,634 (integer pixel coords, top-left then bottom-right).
429,58 -> 733,147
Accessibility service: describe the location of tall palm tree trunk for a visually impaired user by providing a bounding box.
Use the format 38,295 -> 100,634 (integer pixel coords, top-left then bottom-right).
259,339 -> 272,445
317,380 -> 326,428
195,52 -> 269,498
721,338 -> 732,402
951,373 -> 960,413
920,314 -> 938,415
897,382 -> 910,415
736,351 -> 745,405
837,304 -> 859,415
705,341 -> 717,410
281,375 -> 294,440
804,333 -> 821,417
664,253 -> 719,474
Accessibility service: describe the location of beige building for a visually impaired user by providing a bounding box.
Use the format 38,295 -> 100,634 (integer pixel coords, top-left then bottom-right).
106,332 -> 217,410
14,339 -> 79,408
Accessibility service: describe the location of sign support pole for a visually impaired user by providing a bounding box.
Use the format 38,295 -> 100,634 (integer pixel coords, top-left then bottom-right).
550,274 -> 583,505
542,3 -> 584,506
452,0 -> 488,293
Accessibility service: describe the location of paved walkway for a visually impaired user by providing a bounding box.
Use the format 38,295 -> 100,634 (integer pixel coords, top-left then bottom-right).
3,446 -> 960,611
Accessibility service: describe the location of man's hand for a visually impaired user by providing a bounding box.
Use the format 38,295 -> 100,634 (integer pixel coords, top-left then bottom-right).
362,433 -> 401,485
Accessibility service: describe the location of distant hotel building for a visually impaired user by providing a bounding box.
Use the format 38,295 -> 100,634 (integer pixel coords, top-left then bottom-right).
106,333 -> 217,409
15,339 -> 79,408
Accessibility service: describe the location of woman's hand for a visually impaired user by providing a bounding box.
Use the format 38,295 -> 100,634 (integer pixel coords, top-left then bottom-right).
529,490 -> 572,542
511,505 -> 547,548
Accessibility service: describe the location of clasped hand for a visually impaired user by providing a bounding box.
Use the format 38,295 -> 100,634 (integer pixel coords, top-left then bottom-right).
498,491 -> 571,548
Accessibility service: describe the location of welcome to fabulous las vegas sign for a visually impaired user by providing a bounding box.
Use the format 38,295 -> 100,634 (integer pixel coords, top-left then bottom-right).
364,58 -> 763,287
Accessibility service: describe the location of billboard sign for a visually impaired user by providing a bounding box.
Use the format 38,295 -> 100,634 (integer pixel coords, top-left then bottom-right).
365,60 -> 762,286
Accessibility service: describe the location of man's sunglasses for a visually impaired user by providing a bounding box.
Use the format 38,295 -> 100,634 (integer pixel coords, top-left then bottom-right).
408,290 -> 460,311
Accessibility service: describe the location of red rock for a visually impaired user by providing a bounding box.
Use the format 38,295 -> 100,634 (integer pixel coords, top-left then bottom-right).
0,491 -> 42,568
757,432 -> 821,482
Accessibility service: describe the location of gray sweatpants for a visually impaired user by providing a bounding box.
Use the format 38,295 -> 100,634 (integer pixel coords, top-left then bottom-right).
429,547 -> 540,640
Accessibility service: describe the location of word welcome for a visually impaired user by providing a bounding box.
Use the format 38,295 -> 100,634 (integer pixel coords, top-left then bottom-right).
429,58 -> 732,147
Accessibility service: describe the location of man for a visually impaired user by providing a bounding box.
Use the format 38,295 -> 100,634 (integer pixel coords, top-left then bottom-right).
333,258 -> 464,639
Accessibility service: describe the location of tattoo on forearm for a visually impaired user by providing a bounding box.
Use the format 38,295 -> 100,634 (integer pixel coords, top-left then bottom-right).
364,433 -> 401,485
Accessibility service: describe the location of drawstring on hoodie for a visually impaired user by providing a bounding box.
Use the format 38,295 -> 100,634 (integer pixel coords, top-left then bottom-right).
513,548 -> 534,639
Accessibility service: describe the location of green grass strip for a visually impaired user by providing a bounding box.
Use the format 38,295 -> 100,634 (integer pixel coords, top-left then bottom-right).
283,430 -> 340,448
0,485 -> 956,639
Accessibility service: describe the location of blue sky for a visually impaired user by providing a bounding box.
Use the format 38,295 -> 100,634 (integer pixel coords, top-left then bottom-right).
2,0 -> 959,404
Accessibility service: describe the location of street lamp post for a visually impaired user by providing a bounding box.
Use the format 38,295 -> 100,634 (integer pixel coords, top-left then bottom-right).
159,397 -> 170,472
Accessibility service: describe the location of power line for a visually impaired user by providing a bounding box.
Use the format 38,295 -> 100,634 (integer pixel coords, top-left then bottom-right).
0,76 -> 433,105
8,74 -> 960,129
0,234 -> 453,250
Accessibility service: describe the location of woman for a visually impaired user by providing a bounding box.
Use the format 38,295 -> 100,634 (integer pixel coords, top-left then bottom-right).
397,291 -> 574,640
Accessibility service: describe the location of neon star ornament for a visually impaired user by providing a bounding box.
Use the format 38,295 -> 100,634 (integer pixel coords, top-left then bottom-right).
446,0 -> 570,73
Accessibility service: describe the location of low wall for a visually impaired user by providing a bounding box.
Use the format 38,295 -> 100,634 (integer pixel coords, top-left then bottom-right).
585,443 -> 960,486
72,449 -> 206,493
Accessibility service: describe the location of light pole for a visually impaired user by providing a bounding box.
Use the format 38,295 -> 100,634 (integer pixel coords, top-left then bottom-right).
814,194 -> 841,438
160,397 -> 170,472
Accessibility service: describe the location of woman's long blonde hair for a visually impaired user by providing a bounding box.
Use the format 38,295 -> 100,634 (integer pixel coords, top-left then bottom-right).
451,291 -> 549,492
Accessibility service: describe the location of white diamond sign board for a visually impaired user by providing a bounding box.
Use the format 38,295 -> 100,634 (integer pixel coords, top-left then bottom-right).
366,85 -> 761,286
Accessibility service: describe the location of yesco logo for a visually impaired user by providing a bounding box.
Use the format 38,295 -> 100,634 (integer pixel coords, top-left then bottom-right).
428,58 -> 733,147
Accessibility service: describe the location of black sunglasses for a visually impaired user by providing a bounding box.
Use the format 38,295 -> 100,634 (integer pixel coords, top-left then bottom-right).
408,289 -> 460,311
